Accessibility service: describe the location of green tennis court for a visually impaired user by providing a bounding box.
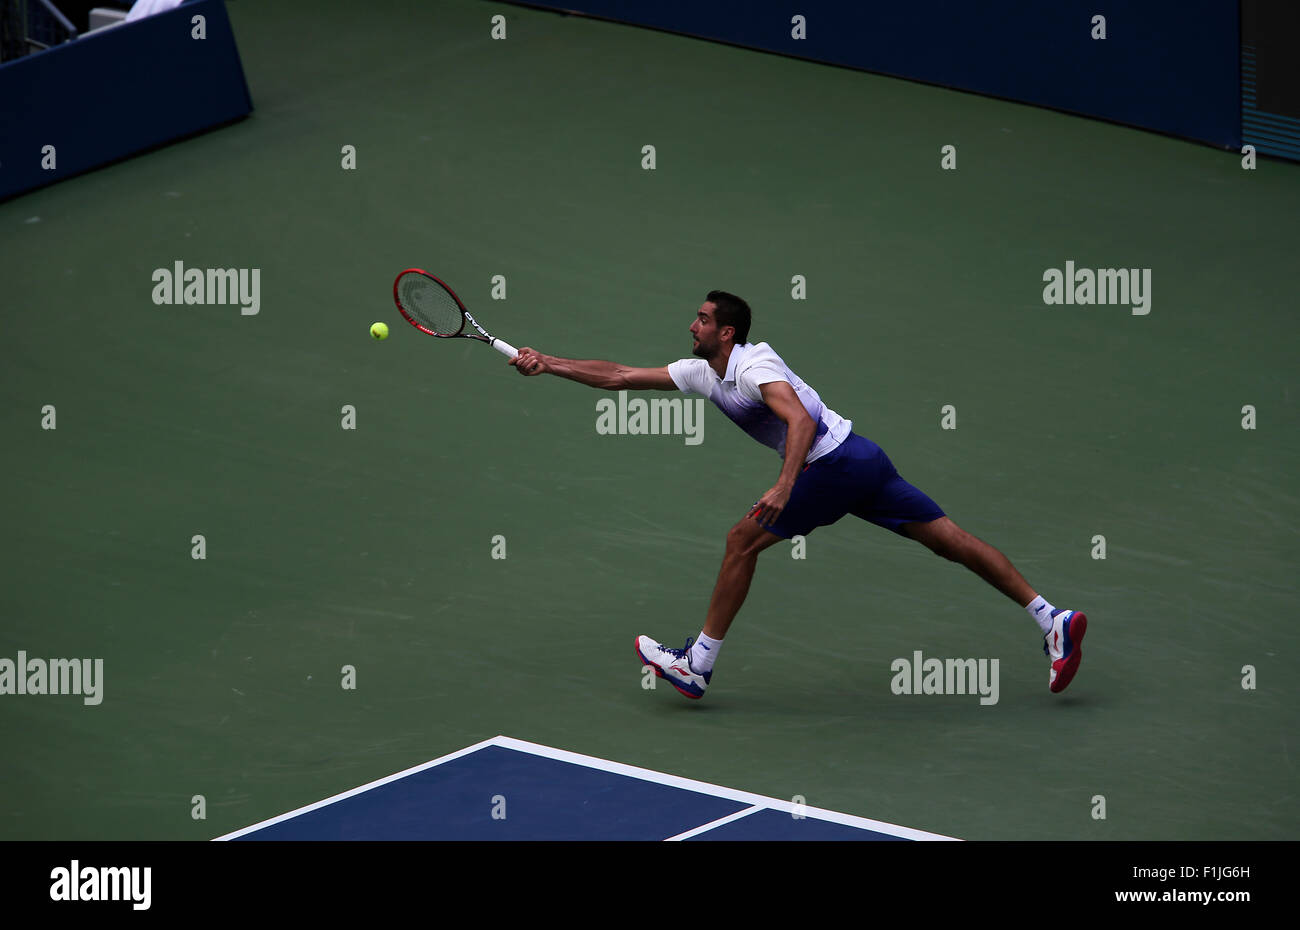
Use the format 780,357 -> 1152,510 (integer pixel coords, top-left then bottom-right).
1,0 -> 1296,841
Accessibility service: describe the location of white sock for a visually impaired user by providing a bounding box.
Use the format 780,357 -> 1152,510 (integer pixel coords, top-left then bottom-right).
689,632 -> 723,674
1026,596 -> 1056,635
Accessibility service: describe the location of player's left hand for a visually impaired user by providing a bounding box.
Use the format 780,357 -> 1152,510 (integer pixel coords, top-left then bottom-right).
748,483 -> 792,528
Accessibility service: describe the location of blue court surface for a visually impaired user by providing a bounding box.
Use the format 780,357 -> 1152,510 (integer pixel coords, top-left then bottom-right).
215,736 -> 957,841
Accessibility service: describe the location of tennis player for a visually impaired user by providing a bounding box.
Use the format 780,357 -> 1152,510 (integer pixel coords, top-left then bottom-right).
509,291 -> 1086,700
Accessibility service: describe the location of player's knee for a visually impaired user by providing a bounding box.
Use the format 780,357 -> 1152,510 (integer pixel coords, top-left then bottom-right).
725,522 -> 764,558
935,528 -> 977,562
921,527 -> 964,561
724,523 -> 749,554
933,541 -> 961,562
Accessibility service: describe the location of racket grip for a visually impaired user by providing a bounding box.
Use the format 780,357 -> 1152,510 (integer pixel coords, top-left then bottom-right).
491,338 -> 519,359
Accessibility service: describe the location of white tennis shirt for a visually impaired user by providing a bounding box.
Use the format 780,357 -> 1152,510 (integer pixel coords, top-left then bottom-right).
667,342 -> 851,463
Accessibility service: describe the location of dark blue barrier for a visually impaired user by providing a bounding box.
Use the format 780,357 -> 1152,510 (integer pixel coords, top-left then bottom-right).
0,0 -> 252,202
510,0 -> 1240,150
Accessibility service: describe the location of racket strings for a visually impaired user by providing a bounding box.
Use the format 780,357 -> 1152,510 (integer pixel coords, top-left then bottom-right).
398,274 -> 463,335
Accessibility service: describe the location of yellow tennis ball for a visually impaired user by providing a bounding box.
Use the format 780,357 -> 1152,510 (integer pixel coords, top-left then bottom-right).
370,322 -> 389,341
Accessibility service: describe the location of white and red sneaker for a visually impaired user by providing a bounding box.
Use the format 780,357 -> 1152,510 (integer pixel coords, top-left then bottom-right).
1043,609 -> 1088,693
636,635 -> 711,699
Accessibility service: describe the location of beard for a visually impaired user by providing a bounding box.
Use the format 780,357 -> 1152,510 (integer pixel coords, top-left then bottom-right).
691,338 -> 715,359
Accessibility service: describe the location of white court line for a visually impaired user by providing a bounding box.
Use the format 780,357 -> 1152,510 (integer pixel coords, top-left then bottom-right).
212,735 -> 502,840
491,736 -> 957,840
664,805 -> 765,841
215,734 -> 960,841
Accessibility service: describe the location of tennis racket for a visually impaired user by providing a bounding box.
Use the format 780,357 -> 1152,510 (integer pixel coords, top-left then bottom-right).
392,269 -> 518,359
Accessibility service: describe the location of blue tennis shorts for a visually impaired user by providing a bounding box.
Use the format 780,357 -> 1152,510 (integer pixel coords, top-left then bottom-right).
760,433 -> 945,539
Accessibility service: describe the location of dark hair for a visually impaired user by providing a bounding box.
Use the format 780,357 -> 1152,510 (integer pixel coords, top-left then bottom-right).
706,290 -> 751,345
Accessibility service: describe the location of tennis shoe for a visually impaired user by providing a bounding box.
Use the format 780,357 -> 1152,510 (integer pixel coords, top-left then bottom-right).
636,635 -> 711,699
1043,609 -> 1087,693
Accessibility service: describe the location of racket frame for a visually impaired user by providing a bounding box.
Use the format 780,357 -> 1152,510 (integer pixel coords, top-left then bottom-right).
392,268 -> 518,358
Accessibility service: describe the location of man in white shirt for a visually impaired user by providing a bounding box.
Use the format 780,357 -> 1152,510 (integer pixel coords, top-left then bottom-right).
509,291 -> 1086,700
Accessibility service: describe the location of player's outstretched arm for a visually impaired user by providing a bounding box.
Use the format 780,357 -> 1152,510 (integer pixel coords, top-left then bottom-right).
509,348 -> 675,390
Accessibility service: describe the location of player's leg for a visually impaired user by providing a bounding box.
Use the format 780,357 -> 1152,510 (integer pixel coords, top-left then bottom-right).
901,516 -> 1087,692
701,516 -> 786,640
842,443 -> 1033,607
636,517 -> 784,699
636,451 -> 848,699
900,516 -> 1035,607
851,445 -> 1089,694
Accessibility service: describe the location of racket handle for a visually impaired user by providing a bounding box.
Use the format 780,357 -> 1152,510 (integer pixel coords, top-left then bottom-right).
491,338 -> 519,359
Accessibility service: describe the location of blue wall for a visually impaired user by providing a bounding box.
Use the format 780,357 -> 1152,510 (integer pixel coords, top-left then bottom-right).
515,0 -> 1240,149
0,0 -> 252,202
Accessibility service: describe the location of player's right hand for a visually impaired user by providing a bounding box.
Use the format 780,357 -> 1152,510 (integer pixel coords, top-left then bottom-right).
510,347 -> 549,376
